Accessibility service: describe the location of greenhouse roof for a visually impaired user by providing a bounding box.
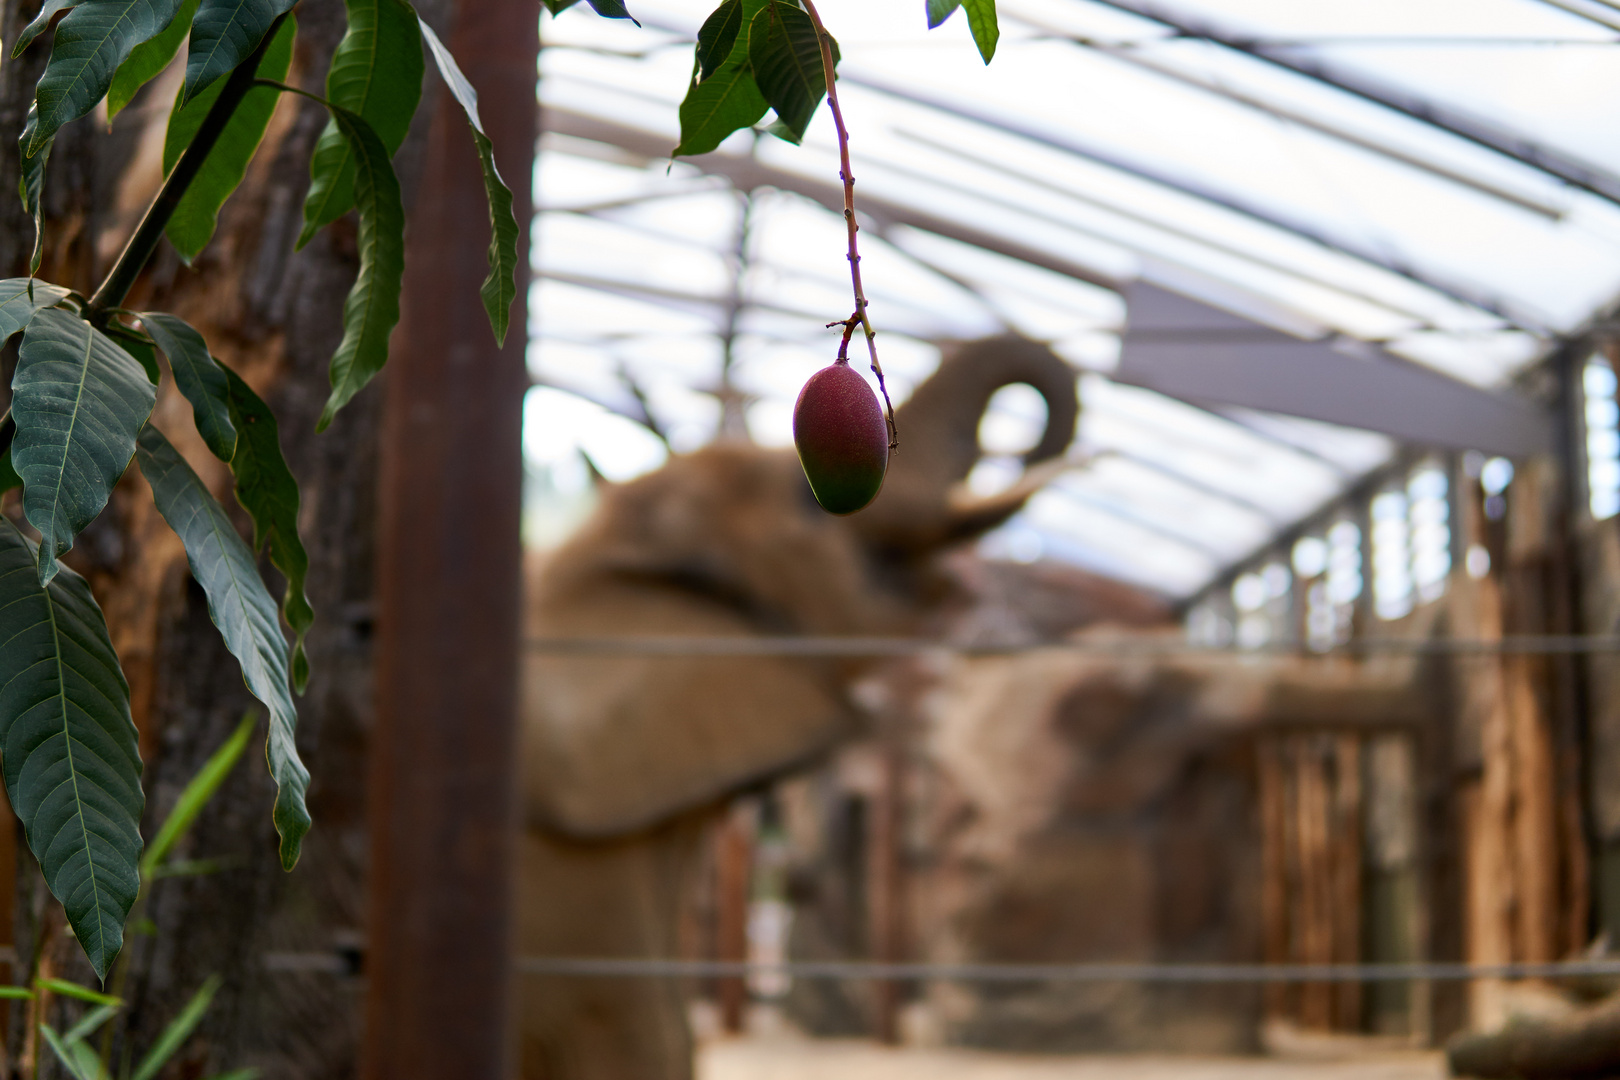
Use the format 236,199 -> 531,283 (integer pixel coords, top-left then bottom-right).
529,0 -> 1620,599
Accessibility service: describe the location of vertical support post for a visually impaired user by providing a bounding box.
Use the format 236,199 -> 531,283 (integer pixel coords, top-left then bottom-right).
365,0 -> 535,1074
715,808 -> 752,1034
869,743 -> 904,1045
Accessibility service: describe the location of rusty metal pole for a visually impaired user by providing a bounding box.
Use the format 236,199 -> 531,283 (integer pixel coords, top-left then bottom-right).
365,0 -> 535,1074
715,809 -> 753,1034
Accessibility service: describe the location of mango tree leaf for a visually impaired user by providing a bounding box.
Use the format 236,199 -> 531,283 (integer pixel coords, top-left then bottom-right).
12,0 -> 77,56
925,0 -> 956,27
141,713 -> 253,876
14,308 -> 157,585
183,0 -> 294,104
540,0 -> 579,11
316,106 -> 403,432
102,322 -> 161,384
296,0 -> 421,250
23,0 -> 186,155
139,312 -> 235,461
106,0 -> 197,118
695,0 -> 741,82
0,278 -> 70,341
135,426 -> 309,869
0,516 -> 143,981
417,19 -> 520,345
583,0 -> 638,22
674,0 -> 768,157
161,13 -> 295,262
936,0 -> 996,62
130,975 -> 220,1080
221,366 -> 312,690
19,109 -> 51,276
747,0 -> 836,143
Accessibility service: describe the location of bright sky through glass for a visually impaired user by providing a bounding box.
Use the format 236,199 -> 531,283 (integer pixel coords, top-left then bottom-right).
528,0 -> 1620,598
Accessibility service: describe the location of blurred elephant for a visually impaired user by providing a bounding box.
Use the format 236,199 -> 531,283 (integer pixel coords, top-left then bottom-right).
517,336 -> 1081,1079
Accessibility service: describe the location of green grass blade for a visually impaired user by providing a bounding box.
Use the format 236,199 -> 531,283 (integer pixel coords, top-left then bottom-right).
296,0 -> 421,249
106,0 -> 196,118
182,0 -> 294,103
140,712 -> 254,877
37,980 -> 122,1006
134,427 -> 309,869
219,367 -> 312,689
416,19 -> 520,345
40,1023 -> 97,1080
14,308 -> 157,586
315,106 -> 403,432
0,986 -> 35,1000
161,13 -> 294,261
139,312 -> 236,461
130,975 -> 220,1080
25,0 -> 187,154
63,1001 -> 121,1045
0,518 -> 143,980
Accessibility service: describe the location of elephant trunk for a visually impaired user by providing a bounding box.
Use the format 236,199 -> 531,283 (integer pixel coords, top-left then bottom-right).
853,334 -> 1079,551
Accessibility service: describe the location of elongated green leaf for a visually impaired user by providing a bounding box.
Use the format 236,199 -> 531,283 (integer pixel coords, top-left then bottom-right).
103,322 -> 161,384
39,1024 -> 97,1080
131,975 -> 220,1080
582,0 -> 637,21
961,0 -> 996,62
203,1071 -> 261,1080
141,712 -> 253,876
13,0 -> 77,57
316,106 -> 403,432
925,0 -> 957,28
161,13 -> 294,262
540,0 -> 578,10
296,0 -> 421,249
183,0 -> 293,103
417,19 -> 519,345
0,986 -> 34,999
63,1001 -> 121,1045
695,0 -> 742,81
747,0 -> 836,143
220,367 -> 312,690
14,308 -> 157,585
135,426 -> 309,869
0,518 -> 142,980
674,0 -> 768,157
106,0 -> 196,118
37,979 -> 121,1006
0,278 -> 70,341
19,111 -> 52,276
140,312 -> 235,460
25,0 -> 186,154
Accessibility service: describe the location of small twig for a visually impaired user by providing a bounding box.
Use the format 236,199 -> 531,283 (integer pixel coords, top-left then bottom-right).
799,0 -> 897,450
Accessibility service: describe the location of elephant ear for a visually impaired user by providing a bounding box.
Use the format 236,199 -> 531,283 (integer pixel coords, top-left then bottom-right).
852,334 -> 1079,551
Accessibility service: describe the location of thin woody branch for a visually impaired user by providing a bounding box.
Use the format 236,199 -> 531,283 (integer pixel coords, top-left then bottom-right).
800,0 -> 898,450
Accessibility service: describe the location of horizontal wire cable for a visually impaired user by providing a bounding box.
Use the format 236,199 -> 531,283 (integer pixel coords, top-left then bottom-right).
525,635 -> 1620,658
516,957 -> 1620,984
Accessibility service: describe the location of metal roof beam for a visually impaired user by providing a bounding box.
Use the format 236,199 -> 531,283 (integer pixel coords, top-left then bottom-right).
1085,0 -> 1620,208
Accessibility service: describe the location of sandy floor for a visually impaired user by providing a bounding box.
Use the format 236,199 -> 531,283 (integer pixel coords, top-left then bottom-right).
698,1039 -> 1447,1080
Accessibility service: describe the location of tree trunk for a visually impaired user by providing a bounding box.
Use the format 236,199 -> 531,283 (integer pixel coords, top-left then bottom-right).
0,0 -> 444,1075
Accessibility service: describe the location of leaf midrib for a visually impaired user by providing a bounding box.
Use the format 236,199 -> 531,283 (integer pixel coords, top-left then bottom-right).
44,321 -> 97,560
44,586 -> 108,961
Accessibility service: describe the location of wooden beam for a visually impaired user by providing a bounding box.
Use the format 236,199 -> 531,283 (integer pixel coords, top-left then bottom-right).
364,0 -> 534,1074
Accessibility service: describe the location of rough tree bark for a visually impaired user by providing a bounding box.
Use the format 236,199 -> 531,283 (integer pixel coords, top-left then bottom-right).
0,0 -> 448,1075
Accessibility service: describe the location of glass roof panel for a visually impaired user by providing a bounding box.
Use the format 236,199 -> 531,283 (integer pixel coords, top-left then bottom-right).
528,0 -> 1620,599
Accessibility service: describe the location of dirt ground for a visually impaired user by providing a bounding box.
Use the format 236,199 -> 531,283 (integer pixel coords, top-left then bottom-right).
698,1038 -> 1447,1080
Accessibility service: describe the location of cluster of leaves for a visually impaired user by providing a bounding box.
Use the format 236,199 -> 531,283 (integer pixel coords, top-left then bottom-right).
0,0 -> 519,979
13,716 -> 259,1080
544,0 -> 999,157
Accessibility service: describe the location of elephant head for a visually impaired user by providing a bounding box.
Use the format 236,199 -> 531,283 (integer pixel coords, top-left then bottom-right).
522,334 -> 1080,840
